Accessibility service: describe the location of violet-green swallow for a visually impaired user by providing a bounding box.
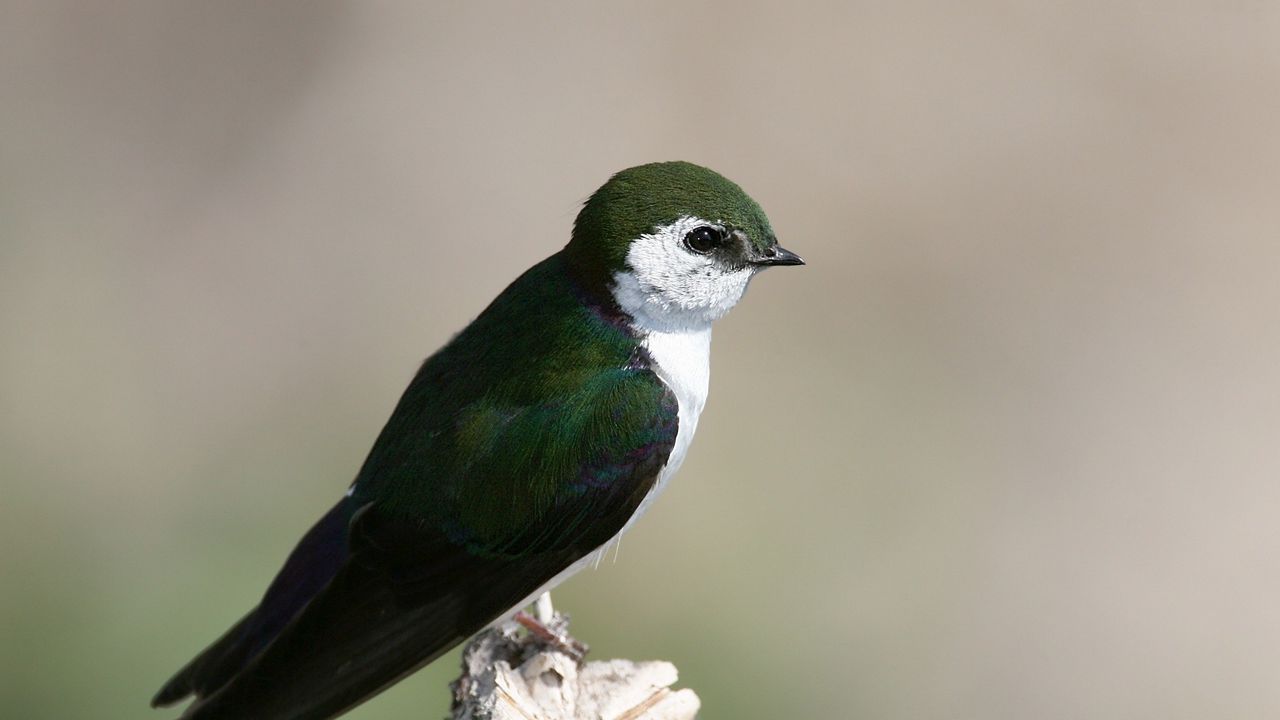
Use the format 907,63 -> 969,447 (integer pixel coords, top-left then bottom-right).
152,161 -> 803,719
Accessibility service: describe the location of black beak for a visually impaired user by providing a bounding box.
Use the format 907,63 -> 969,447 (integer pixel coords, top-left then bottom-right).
751,245 -> 805,267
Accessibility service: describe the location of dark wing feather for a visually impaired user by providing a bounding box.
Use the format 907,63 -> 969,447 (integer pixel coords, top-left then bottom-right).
155,255 -> 680,718
157,371 -> 678,720
171,519 -> 583,720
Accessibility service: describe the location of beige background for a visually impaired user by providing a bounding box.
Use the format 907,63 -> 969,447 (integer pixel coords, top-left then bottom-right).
4,2 -> 1280,718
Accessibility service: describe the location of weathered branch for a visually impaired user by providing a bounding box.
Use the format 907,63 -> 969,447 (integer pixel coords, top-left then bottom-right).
450,614 -> 699,720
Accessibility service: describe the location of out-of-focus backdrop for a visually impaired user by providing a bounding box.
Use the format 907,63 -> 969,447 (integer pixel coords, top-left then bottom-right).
4,2 -> 1280,718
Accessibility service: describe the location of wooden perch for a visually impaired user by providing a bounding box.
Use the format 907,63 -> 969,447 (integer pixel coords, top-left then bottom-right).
450,613 -> 700,720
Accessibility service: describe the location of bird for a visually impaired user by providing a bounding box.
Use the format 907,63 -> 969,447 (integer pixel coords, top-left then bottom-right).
152,161 -> 804,719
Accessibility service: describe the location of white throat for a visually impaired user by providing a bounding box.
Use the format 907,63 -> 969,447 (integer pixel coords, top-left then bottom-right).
609,215 -> 755,333
640,325 -> 711,469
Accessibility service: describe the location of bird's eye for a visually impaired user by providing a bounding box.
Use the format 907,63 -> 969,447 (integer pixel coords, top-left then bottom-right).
683,226 -> 723,254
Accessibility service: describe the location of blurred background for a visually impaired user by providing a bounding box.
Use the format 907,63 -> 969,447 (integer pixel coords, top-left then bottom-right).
4,2 -> 1280,718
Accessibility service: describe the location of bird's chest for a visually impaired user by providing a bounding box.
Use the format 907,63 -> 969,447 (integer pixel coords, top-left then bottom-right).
624,327 -> 711,529
505,328 -> 711,609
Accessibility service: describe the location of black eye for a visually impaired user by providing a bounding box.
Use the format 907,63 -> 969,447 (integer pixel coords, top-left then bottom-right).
683,226 -> 722,254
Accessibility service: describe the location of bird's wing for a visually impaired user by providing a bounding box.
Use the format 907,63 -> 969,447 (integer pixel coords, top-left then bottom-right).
155,368 -> 678,720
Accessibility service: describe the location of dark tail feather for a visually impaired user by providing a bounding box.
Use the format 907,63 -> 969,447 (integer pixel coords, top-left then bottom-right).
176,561 -> 467,720
153,499 -> 355,708
176,548 -> 576,720
152,611 -> 256,707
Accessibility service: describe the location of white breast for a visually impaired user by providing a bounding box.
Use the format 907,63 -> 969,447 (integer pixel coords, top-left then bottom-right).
623,326 -> 710,529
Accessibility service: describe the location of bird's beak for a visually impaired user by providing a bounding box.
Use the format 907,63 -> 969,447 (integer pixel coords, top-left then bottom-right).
750,245 -> 805,267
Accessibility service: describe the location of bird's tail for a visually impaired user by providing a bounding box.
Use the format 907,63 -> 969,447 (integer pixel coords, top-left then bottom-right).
151,611 -> 256,708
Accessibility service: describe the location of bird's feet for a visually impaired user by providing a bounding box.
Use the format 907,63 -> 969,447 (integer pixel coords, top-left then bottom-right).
513,610 -> 589,662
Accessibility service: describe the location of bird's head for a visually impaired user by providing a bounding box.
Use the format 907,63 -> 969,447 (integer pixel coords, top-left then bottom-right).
566,161 -> 803,333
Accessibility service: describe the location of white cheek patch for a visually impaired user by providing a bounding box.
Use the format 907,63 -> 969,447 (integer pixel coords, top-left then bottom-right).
611,216 -> 755,333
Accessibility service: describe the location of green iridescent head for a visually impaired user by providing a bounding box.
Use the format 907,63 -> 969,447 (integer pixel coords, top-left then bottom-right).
567,161 -> 800,276
565,161 -> 803,330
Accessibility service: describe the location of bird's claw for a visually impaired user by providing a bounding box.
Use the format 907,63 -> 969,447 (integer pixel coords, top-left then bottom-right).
513,610 -> 590,662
